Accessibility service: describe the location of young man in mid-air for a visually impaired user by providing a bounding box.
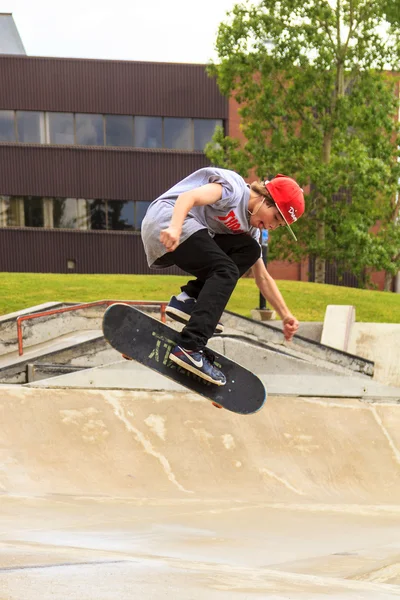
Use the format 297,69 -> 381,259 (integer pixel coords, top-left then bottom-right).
141,167 -> 305,386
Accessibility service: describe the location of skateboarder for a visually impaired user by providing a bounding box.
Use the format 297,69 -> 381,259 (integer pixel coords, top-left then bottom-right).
141,167 -> 305,386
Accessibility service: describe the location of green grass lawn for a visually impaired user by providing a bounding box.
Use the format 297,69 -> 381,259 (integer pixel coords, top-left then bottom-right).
0,272 -> 399,323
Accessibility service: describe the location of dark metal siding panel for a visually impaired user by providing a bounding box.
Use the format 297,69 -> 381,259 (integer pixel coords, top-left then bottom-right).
0,145 -> 212,200
0,56 -> 228,118
0,228 -> 184,275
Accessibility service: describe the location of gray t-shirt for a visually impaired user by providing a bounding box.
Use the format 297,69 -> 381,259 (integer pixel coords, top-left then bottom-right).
141,167 -> 261,268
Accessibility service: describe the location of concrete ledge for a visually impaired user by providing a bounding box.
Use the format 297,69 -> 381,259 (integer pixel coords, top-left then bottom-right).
260,321 -> 324,343
27,360 -> 400,400
0,302 -> 68,323
0,331 -> 118,384
348,323 -> 400,388
223,310 -> 374,377
321,305 -> 355,352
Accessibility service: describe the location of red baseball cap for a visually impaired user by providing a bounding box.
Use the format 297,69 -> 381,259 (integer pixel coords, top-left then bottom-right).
265,174 -> 305,241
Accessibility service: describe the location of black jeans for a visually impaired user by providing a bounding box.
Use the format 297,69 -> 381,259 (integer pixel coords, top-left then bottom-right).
168,229 -> 260,350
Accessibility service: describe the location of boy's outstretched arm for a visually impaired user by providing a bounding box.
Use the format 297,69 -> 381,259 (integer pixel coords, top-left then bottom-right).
252,257 -> 299,342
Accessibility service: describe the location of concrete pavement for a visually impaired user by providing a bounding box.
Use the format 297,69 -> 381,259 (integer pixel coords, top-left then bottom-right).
1,386 -> 400,598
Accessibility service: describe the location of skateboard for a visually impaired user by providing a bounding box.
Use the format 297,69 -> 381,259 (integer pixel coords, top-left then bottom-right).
102,303 -> 266,415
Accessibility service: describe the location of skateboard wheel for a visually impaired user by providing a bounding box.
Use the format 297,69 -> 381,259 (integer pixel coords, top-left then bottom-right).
212,402 -> 223,409
122,354 -> 133,361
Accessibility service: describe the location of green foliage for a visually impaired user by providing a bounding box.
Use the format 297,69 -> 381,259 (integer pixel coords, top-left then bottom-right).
382,0 -> 400,27
207,0 -> 400,286
204,126 -> 251,173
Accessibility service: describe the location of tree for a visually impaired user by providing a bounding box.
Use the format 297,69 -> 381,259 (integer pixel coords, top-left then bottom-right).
207,0 -> 400,288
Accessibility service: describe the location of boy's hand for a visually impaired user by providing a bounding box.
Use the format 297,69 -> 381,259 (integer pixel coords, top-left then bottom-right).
160,226 -> 181,252
282,314 -> 299,342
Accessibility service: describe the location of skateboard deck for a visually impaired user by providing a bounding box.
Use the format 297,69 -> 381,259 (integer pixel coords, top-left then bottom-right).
102,303 -> 266,415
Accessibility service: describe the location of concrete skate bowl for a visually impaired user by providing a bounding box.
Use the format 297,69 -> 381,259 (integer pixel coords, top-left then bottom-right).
2,386 -> 400,599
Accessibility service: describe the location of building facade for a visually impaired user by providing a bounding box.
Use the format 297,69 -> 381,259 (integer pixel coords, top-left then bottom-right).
0,44 -> 394,289
0,54 -> 227,274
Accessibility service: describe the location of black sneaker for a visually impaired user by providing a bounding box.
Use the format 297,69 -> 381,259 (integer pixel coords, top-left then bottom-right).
166,296 -> 224,334
169,345 -> 226,386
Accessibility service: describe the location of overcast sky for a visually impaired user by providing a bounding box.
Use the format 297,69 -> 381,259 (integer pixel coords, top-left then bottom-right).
0,0 -> 238,63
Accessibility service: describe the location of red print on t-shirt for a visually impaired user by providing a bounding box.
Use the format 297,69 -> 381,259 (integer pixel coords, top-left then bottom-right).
216,210 -> 243,233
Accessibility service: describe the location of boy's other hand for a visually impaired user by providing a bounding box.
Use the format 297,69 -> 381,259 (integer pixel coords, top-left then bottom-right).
160,226 -> 181,252
282,314 -> 299,342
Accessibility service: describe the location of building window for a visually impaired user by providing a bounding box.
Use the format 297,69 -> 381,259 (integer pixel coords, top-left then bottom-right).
86,199 -> 107,229
76,114 -> 104,146
135,201 -> 150,229
0,196 -> 12,226
0,110 -> 16,142
108,200 -> 134,230
24,197 -> 44,227
193,118 -> 222,151
1,109 -> 225,152
53,198 -> 79,228
134,116 -> 162,148
0,196 -> 8,226
1,197 -> 24,226
105,115 -> 134,147
1,196 -> 152,231
48,112 -> 74,145
164,118 -> 192,150
16,111 -> 45,144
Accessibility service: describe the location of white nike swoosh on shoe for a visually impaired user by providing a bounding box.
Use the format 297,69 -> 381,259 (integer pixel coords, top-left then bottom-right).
180,347 -> 203,368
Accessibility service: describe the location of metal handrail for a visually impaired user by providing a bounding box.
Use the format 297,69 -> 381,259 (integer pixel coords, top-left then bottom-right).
17,300 -> 167,356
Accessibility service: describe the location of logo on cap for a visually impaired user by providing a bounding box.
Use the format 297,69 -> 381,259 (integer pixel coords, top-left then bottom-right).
288,206 -> 298,222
